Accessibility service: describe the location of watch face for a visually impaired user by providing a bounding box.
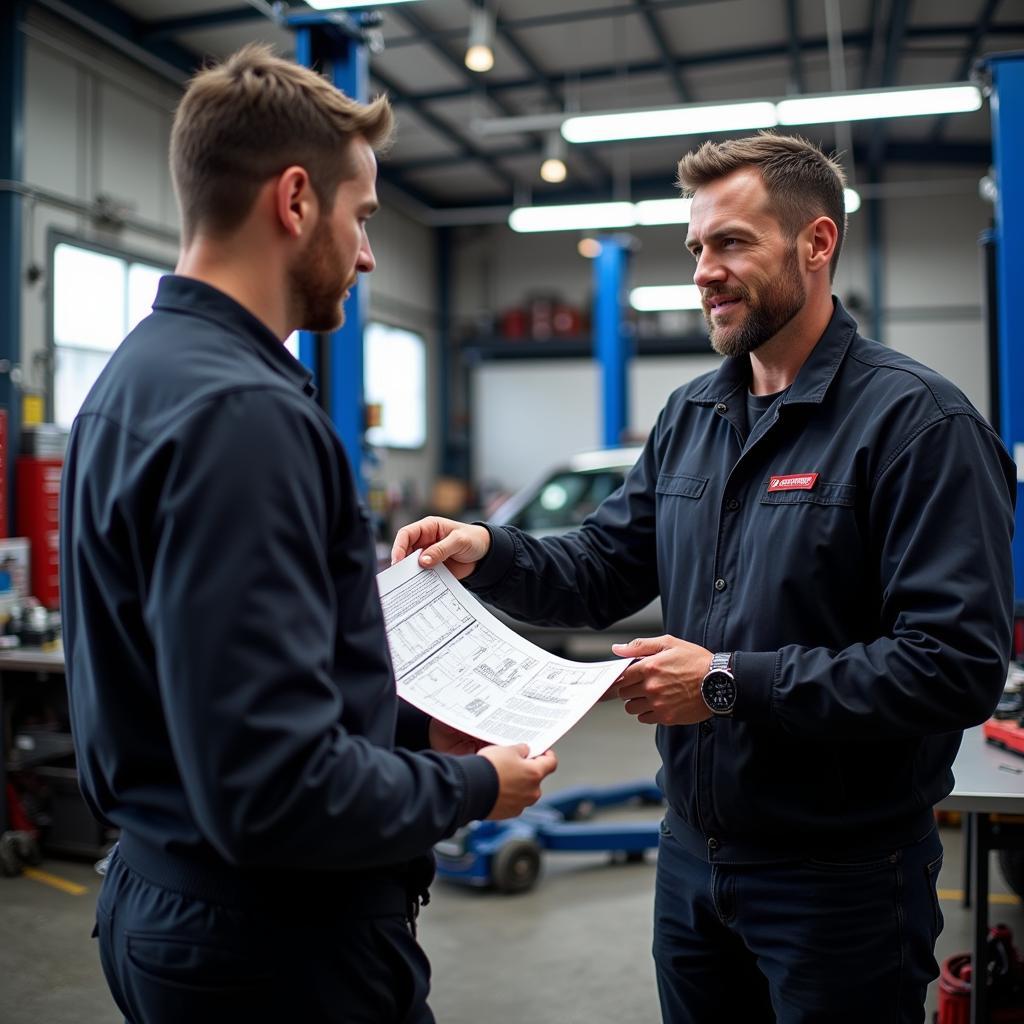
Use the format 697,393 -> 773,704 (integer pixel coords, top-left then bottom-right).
702,671 -> 736,714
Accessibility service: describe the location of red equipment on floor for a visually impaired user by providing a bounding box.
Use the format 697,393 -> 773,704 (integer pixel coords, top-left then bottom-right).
936,924 -> 1024,1023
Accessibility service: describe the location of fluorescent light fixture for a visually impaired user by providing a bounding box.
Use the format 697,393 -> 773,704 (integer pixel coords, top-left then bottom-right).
465,6 -> 495,73
843,188 -> 861,213
509,201 -> 636,233
635,197 -> 693,225
562,101 -> 777,143
630,285 -> 703,312
777,84 -> 981,125
305,0 -> 422,8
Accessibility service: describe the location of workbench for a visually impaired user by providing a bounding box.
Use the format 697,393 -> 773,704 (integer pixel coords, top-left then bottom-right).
0,648 -> 66,835
940,724 -> 1024,1023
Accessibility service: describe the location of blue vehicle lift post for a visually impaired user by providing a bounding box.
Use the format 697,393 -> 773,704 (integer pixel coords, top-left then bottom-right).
292,13 -> 371,494
594,235 -> 632,449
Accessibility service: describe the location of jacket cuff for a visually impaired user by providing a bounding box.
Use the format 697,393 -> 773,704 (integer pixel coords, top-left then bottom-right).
465,523 -> 516,591
395,700 -> 432,751
453,754 -> 500,824
732,651 -> 778,721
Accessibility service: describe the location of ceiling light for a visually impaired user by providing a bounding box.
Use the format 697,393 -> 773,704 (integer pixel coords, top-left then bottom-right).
577,237 -> 603,259
635,198 -> 693,225
540,133 -> 568,183
843,188 -> 861,213
562,101 -> 777,143
465,6 -> 495,73
776,84 -> 981,125
630,286 -> 703,312
509,201 -> 636,233
304,0 -> 423,8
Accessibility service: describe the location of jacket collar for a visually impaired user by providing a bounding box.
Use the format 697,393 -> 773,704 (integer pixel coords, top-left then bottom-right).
152,275 -> 317,397
688,297 -> 858,407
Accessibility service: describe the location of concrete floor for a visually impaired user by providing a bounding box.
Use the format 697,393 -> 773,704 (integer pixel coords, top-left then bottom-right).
2,700 -> 1022,1023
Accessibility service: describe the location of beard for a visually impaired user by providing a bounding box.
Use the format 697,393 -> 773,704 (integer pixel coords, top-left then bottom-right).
289,216 -> 353,333
703,245 -> 805,358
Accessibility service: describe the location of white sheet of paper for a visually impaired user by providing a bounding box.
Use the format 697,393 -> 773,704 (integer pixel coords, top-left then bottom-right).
377,555 -> 627,756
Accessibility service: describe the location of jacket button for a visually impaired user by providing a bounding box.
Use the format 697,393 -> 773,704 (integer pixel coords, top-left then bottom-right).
715,402 -> 728,414
714,578 -> 727,592
708,837 -> 720,852
725,498 -> 740,511
700,721 -> 713,736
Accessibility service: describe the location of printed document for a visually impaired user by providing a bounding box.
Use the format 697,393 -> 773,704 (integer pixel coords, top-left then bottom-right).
377,555 -> 627,756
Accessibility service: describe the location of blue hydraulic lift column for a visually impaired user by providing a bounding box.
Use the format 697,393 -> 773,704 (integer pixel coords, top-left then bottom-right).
594,236 -> 631,448
291,17 -> 370,493
985,53 -> 1024,604
0,1 -> 25,529
293,27 -> 319,379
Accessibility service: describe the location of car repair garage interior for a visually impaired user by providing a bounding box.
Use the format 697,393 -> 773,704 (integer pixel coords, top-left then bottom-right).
3,1 -> 1024,1022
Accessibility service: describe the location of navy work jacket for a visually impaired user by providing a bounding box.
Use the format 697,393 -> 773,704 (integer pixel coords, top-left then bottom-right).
470,299 -> 1016,862
60,276 -> 497,883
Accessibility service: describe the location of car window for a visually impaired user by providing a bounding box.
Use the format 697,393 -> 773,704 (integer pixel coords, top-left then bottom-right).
512,469 -> 626,532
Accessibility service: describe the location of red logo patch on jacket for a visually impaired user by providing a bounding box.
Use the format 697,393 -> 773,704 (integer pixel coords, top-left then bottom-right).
767,473 -> 819,493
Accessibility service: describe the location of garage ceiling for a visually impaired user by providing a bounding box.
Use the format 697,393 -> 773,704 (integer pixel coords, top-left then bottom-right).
33,0 -> 1024,215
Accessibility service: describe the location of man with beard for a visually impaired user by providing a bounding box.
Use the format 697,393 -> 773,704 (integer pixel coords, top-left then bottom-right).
391,133 -> 1016,1022
59,45 -> 557,1024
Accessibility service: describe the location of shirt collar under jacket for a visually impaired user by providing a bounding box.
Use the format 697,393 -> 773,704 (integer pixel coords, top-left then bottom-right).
152,275 -> 317,398
687,296 -> 859,409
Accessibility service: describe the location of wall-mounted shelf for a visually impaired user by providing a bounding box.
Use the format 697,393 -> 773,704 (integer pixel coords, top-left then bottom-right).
460,333 -> 714,362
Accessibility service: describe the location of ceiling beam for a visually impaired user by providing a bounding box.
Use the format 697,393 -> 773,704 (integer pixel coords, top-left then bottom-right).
785,0 -> 805,94
929,0 -> 1002,144
370,65 -> 520,191
635,0 -> 690,101
143,6 -> 264,40
868,0 -> 913,171
391,24 -> 1017,107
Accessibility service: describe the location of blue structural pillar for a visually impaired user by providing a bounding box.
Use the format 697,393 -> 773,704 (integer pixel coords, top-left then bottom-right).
986,53 -> 1024,605
291,18 -> 369,493
0,2 -> 25,529
594,237 -> 630,448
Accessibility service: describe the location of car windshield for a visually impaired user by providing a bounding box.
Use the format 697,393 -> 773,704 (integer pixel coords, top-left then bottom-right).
511,469 -> 627,532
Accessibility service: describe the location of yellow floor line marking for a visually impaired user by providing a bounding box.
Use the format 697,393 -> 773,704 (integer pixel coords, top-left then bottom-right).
938,888 -> 1021,906
21,867 -> 88,896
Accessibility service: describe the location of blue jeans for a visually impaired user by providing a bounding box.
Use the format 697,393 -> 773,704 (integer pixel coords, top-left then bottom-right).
94,847 -> 434,1024
653,820 -> 944,1024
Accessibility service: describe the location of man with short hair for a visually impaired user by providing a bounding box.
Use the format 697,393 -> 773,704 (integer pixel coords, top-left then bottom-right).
393,132 -> 1016,1023
60,44 -> 556,1024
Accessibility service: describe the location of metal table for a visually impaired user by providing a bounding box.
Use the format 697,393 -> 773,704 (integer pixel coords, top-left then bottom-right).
939,724 -> 1024,1023
0,647 -> 65,834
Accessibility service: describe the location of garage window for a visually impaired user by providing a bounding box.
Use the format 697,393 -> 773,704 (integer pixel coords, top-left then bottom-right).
364,322 -> 427,450
51,238 -> 170,428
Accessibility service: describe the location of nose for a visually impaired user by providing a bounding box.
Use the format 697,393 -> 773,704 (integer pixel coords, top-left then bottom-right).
357,230 -> 375,274
693,249 -> 726,289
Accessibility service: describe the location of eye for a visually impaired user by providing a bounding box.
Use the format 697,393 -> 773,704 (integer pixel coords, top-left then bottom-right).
689,245 -> 701,260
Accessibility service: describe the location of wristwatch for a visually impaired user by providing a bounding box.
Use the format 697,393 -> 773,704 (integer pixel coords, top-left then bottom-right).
700,652 -> 737,716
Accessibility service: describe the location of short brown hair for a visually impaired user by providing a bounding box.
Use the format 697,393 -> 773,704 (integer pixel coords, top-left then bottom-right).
170,44 -> 394,243
677,132 -> 847,280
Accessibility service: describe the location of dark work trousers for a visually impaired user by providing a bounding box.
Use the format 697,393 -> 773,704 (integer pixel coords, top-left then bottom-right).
93,846 -> 434,1024
653,820 -> 944,1024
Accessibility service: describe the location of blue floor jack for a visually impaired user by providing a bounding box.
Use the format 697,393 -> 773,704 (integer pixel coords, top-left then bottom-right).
434,779 -> 664,894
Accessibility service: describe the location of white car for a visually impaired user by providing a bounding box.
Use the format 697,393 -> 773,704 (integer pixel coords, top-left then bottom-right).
485,447 -> 664,657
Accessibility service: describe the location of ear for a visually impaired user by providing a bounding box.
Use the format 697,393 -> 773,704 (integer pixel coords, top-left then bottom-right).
273,166 -> 316,240
803,215 -> 838,275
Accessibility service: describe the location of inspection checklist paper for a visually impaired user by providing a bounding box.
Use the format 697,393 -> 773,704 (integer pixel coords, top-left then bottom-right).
377,555 -> 626,756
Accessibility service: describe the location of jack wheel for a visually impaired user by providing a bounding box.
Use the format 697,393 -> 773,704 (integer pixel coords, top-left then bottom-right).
492,839 -> 542,894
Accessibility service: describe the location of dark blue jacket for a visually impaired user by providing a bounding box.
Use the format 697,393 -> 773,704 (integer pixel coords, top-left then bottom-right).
60,276 -> 497,885
470,299 -> 1015,861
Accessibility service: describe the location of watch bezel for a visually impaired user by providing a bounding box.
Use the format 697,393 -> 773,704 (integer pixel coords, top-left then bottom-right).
700,655 -> 736,716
